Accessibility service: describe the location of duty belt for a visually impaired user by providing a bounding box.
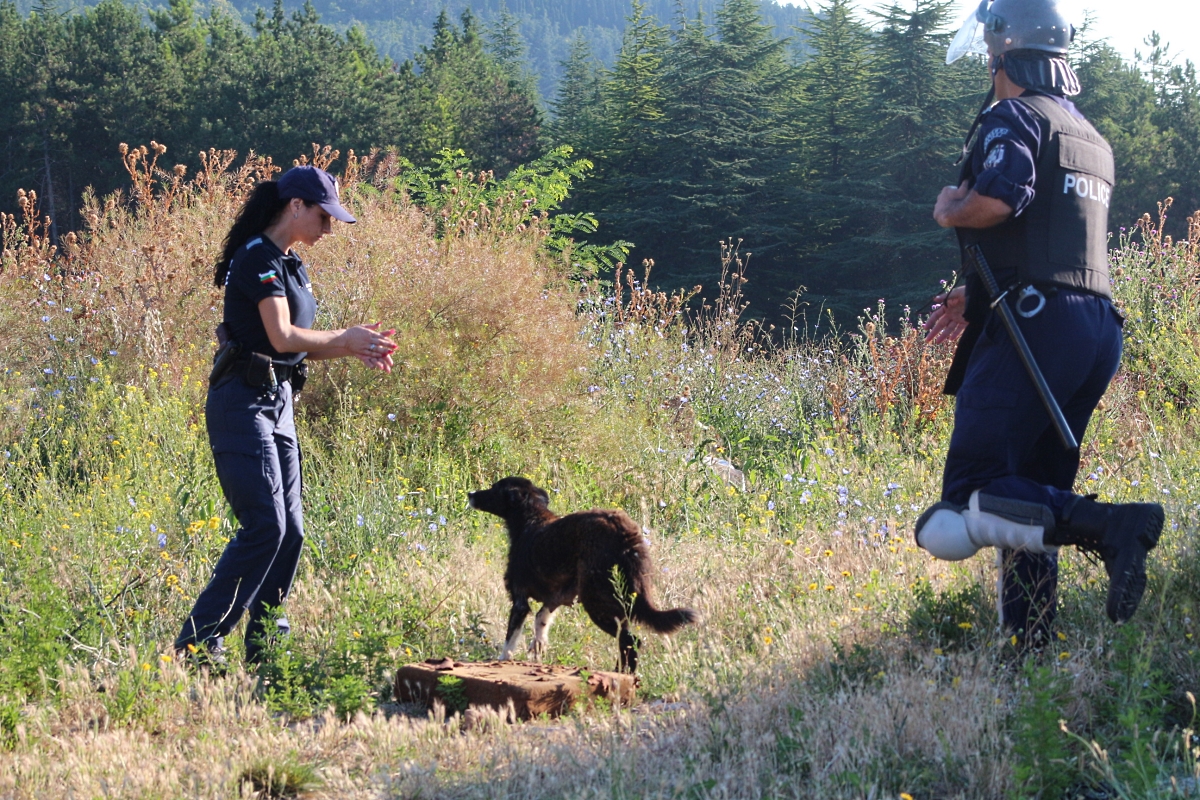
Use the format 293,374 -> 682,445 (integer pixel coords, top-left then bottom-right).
269,362 -> 297,383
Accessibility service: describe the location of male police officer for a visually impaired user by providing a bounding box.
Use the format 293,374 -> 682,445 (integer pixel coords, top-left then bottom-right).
916,0 -> 1164,647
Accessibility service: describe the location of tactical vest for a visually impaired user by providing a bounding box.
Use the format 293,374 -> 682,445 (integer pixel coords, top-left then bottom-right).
958,93 -> 1115,299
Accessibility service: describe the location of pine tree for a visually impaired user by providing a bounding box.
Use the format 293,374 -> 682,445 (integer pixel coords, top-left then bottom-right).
549,32 -> 605,155
859,0 -> 982,292
584,0 -> 669,248
791,0 -> 881,301
646,0 -> 799,307
399,9 -> 542,172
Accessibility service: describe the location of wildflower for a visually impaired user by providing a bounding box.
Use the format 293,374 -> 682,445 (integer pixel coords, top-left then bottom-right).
356,514 -> 364,527
841,570 -> 851,578
767,500 -> 775,511
158,533 -> 167,548
783,473 -> 793,482
387,413 -> 397,421
1057,631 -> 1067,641
823,549 -> 833,557
958,622 -> 972,630
808,583 -> 817,591
933,648 -> 943,656
783,539 -> 794,546
1059,652 -> 1070,661
161,654 -> 173,663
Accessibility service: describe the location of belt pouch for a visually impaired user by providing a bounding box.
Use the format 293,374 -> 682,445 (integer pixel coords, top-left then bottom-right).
290,362 -> 308,393
243,352 -> 276,389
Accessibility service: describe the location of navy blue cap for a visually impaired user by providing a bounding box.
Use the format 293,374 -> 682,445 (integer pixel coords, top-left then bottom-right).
277,165 -> 356,223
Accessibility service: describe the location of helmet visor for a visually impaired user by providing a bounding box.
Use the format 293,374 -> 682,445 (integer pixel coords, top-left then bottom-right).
947,0 -> 989,64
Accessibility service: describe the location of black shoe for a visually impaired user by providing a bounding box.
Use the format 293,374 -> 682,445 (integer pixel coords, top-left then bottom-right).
1054,497 -> 1164,623
176,636 -> 228,674
245,617 -> 291,666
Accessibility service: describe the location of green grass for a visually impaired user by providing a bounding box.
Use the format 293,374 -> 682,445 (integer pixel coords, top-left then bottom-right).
0,153 -> 1199,798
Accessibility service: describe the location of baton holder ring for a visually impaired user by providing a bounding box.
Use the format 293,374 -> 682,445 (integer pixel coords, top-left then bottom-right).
1016,285 -> 1046,318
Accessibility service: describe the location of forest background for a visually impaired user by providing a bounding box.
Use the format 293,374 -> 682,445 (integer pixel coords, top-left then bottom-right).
1,0 -> 1198,321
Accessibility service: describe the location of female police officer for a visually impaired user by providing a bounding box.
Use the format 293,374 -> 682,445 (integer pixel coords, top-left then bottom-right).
175,165 -> 397,666
915,0 -> 1163,649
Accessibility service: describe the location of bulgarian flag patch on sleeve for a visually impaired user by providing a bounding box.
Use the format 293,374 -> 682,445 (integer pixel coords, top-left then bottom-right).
258,269 -> 278,284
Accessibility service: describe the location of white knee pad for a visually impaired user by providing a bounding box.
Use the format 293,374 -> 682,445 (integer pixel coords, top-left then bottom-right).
916,491 -> 1058,561
915,503 -> 980,560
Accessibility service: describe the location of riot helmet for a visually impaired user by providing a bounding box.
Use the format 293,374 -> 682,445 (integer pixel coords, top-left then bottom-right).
947,0 -> 1080,96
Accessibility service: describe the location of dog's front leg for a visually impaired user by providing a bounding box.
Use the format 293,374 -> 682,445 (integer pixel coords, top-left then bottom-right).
530,605 -> 559,662
501,598 -> 530,660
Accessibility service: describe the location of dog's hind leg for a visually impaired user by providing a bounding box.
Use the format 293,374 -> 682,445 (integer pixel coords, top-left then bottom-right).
583,599 -> 641,674
530,604 -> 559,662
618,624 -> 641,673
501,598 -> 530,661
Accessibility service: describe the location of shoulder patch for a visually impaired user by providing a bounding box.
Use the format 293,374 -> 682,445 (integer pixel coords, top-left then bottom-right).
245,236 -> 263,250
983,144 -> 1006,171
258,269 -> 279,285
983,127 -> 1010,150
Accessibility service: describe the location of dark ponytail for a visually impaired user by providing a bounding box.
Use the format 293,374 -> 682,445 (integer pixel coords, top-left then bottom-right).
214,181 -> 289,287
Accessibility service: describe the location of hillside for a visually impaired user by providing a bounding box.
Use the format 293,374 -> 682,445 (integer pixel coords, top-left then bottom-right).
14,0 -> 813,98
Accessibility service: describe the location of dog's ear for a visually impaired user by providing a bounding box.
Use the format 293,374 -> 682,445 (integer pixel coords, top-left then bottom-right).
535,487 -> 550,506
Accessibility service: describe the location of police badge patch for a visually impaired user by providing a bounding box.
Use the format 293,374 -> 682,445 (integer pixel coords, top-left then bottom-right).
983,127 -> 1010,149
983,144 -> 1006,170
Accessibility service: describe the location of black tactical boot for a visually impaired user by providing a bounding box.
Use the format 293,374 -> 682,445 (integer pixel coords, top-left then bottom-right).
1048,496 -> 1164,623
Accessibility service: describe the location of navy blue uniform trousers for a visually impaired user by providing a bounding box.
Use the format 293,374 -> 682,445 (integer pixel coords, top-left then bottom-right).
176,377 -> 304,661
942,289 -> 1123,638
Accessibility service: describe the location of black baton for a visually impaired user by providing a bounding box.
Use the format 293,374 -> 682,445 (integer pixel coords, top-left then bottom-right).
963,244 -> 1078,452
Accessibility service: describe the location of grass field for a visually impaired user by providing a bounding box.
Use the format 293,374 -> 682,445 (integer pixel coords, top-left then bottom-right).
1,148 -> 1199,798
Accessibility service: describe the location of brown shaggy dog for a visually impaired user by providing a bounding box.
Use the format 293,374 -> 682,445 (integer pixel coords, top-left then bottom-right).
467,476 -> 696,672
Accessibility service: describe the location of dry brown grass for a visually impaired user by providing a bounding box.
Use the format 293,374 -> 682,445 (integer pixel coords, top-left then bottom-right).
0,525 -> 1023,800
0,145 -> 587,446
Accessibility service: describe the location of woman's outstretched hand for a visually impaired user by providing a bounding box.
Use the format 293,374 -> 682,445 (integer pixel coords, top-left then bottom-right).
346,322 -> 397,372
356,353 -> 394,372
923,285 -> 968,344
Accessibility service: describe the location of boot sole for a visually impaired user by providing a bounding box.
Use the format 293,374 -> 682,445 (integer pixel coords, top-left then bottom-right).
1106,503 -> 1164,623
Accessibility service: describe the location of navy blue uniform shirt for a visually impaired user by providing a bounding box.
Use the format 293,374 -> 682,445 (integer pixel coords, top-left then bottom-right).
967,90 -> 1087,215
223,235 -> 316,366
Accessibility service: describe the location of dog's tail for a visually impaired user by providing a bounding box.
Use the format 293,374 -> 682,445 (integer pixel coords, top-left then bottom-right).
631,595 -> 697,634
